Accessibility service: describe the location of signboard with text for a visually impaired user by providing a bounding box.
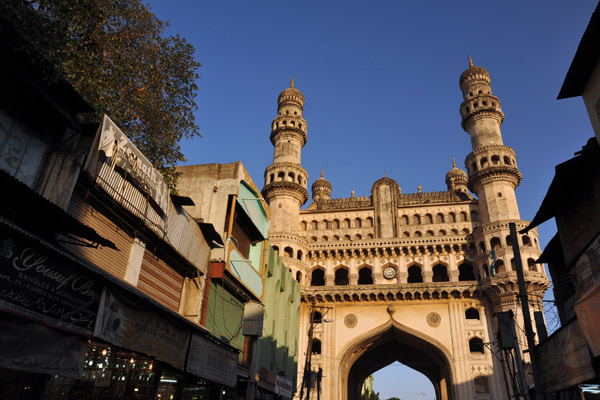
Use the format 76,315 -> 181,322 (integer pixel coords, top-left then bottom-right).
94,287 -> 190,370
86,115 -> 169,216
0,232 -> 101,335
186,333 -> 238,387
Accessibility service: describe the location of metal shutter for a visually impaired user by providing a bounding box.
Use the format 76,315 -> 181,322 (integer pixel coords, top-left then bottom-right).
138,250 -> 184,312
66,188 -> 132,279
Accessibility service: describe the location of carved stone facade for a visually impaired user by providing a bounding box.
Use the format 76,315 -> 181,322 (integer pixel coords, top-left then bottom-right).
263,63 -> 549,400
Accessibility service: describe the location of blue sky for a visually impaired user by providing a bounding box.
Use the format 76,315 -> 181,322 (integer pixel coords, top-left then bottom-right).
146,1 -> 598,398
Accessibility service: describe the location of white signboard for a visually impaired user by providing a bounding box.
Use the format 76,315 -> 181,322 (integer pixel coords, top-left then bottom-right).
186,333 -> 238,387
276,375 -> 293,399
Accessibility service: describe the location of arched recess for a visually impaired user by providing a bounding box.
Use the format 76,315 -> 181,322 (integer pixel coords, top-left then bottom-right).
338,319 -> 456,400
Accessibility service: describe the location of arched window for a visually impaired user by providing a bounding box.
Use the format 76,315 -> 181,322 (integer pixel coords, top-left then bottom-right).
407,265 -> 423,283
470,210 -> 479,222
465,308 -> 480,320
414,231 -> 422,237
288,172 -> 295,182
300,221 -> 307,231
474,376 -> 490,394
354,218 -> 362,228
344,234 -> 351,240
321,220 -> 328,230
451,229 -> 459,235
335,268 -> 349,286
439,229 -> 447,236
297,250 -> 303,261
458,262 -> 476,281
310,236 -> 317,242
528,258 -> 537,272
412,214 -> 421,225
311,269 -> 325,286
332,219 -> 340,229
503,156 -> 511,165
311,220 -> 318,230
491,155 -> 500,165
490,237 -> 501,250
401,215 -> 409,225
478,242 -> 486,253
432,264 -> 449,282
333,235 -> 340,241
426,230 -> 434,236
311,339 -> 321,354
278,171 -> 285,180
469,337 -> 484,354
482,263 -> 489,278
494,260 -> 505,274
312,311 -> 322,324
505,235 -> 513,247
436,213 -> 444,223
284,247 -> 293,257
522,235 -> 532,247
358,267 -> 373,285
355,234 -> 362,240
366,217 -> 374,227
269,173 -> 275,183
425,214 -> 433,224
480,157 -> 488,168
296,271 -> 302,283
322,236 -> 328,241
344,218 -> 351,228
403,231 -> 410,237
460,211 -> 468,222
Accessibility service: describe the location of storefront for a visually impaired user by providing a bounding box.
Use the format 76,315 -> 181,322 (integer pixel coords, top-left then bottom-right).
0,222 -> 239,400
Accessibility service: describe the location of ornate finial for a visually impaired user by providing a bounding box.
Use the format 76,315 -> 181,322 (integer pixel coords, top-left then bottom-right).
384,170 -> 386,178
351,189 -> 355,197
418,185 -> 422,193
291,75 -> 295,88
320,166 -> 323,178
468,55 -> 474,68
452,156 -> 456,168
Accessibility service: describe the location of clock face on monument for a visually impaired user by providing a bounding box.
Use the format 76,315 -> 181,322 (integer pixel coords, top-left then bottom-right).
383,266 -> 396,279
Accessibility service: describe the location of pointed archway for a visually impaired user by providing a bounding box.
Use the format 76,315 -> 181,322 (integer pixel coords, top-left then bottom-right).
338,319 -> 455,400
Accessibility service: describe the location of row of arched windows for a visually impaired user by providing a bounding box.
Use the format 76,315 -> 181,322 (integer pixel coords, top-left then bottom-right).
309,262 -> 477,286
470,154 -> 516,174
301,217 -> 374,231
268,171 -> 304,185
400,210 -> 478,225
478,234 -> 536,253
481,257 -> 539,276
308,233 -> 374,242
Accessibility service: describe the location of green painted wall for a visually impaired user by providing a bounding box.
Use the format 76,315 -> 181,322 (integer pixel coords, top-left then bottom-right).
259,244 -> 301,386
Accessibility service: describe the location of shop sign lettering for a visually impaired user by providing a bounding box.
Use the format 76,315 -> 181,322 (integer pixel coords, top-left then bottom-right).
0,236 -> 100,335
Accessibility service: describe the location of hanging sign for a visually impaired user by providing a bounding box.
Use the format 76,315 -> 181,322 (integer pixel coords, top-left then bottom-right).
0,233 -> 101,335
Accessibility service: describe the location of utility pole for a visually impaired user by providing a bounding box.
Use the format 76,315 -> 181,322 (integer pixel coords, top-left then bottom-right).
299,299 -> 332,400
510,222 -> 545,399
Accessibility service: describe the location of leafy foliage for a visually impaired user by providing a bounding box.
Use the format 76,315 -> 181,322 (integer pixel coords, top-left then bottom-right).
6,0 -> 200,187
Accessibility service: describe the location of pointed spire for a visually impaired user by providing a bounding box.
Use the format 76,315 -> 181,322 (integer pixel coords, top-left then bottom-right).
468,55 -> 474,68
291,75 -> 295,88
452,156 -> 456,168
320,166 -> 323,178
384,170 -> 386,178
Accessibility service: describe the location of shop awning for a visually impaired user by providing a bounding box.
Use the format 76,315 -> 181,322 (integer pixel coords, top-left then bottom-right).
0,170 -> 117,249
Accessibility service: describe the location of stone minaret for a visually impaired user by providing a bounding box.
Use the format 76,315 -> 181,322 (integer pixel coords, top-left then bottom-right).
459,56 -> 522,224
459,57 -> 548,347
262,78 -> 309,275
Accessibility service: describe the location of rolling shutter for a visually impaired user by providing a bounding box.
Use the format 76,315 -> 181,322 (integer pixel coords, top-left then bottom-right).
66,188 -> 132,279
138,250 -> 184,312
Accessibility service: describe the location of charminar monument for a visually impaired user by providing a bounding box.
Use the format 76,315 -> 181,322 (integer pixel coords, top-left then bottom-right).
261,59 -> 549,399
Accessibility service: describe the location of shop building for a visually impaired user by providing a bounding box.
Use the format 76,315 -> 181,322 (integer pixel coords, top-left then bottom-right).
176,163 -> 301,400
0,18 -> 243,400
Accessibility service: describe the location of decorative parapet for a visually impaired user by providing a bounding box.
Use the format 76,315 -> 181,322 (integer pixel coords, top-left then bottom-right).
301,281 -> 482,303
311,190 -> 474,210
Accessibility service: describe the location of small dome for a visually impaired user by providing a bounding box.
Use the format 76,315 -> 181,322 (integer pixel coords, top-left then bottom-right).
312,175 -> 331,192
445,157 -> 467,186
459,56 -> 491,89
278,76 -> 305,105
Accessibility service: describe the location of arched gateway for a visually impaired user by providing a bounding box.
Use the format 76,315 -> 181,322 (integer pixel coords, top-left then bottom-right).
340,319 -> 455,400
262,63 -> 550,399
